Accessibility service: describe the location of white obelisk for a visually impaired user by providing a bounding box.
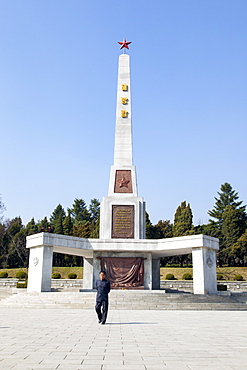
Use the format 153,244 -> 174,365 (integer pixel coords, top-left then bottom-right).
114,53 -> 133,167
100,45 -> 145,239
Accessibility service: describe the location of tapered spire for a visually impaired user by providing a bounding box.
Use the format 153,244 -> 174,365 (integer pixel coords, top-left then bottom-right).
113,54 -> 133,167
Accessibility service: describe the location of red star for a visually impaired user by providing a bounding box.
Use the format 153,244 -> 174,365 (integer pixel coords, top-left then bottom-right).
117,177 -> 130,188
118,39 -> 132,50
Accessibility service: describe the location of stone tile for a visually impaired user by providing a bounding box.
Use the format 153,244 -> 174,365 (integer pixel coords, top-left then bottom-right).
0,308 -> 247,370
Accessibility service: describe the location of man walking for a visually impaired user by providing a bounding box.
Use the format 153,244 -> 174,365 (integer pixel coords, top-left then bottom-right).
95,271 -> 111,325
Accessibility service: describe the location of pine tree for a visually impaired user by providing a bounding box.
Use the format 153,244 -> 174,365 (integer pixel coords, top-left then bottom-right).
88,198 -> 100,222
4,217 -> 28,268
237,230 -> 247,265
53,214 -> 64,234
173,201 -> 193,237
154,220 -> 173,239
50,204 -> 66,234
146,212 -> 158,239
207,183 -> 247,265
89,218 -> 100,238
72,221 -> 90,238
208,182 -> 246,229
25,218 -> 38,235
39,216 -> 49,231
63,210 -> 73,236
221,205 -> 246,250
70,199 -> 90,223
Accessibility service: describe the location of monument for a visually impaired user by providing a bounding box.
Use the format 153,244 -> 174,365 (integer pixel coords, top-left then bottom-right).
26,40 -> 219,294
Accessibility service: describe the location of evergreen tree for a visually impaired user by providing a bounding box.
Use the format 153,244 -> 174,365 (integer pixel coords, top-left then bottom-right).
54,214 -> 64,234
70,198 -> 90,223
25,218 -> 38,235
89,218 -> 100,238
3,217 -> 28,268
173,201 -> 193,237
72,221 -> 90,238
63,210 -> 73,236
207,183 -> 247,265
154,220 -> 173,239
50,204 -> 66,234
89,198 -> 100,221
237,230 -> 247,265
38,216 -> 49,231
222,205 -> 246,250
208,182 -> 246,229
146,212 -> 158,239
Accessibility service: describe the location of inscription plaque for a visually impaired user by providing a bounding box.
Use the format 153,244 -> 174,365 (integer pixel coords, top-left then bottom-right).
112,205 -> 134,238
114,170 -> 132,193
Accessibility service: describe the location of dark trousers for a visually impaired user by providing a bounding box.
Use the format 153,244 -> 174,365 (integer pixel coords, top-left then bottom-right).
95,299 -> 108,323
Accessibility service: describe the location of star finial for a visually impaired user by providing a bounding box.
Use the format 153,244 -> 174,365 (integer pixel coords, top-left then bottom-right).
118,38 -> 132,53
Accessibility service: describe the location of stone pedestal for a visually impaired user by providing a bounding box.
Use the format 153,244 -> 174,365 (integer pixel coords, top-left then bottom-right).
100,196 -> 145,240
83,257 -> 93,289
27,245 -> 53,293
192,247 -> 217,294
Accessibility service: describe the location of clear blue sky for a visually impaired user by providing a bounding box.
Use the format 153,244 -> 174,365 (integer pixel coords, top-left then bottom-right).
1,0 -> 247,226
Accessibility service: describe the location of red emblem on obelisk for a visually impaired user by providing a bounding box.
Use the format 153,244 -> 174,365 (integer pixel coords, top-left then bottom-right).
118,38 -> 132,51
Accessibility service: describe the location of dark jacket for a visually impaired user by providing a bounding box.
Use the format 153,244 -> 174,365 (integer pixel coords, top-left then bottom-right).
96,279 -> 111,301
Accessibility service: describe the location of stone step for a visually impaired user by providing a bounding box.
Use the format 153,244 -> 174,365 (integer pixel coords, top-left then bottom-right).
1,291 -> 247,310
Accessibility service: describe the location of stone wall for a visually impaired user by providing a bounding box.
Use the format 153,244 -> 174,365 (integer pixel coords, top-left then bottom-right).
161,280 -> 247,292
1,279 -> 247,292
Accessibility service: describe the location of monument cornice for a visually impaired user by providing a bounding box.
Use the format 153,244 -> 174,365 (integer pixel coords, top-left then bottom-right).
26,232 -> 219,260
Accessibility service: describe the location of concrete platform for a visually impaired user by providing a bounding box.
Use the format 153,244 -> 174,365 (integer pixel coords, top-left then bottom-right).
0,308 -> 247,369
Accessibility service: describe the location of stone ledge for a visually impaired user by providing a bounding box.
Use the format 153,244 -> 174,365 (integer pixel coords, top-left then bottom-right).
1,279 -> 247,292
161,280 -> 247,292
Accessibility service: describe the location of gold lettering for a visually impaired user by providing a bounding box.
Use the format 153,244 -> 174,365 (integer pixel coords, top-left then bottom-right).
121,97 -> 128,105
121,110 -> 128,118
122,84 -> 128,91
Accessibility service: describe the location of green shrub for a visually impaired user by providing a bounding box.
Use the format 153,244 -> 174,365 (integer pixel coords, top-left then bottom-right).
166,273 -> 175,280
16,271 -> 27,279
0,272 -> 8,278
182,273 -> 193,280
217,274 -> 223,280
16,281 -> 27,288
234,274 -> 244,281
52,273 -> 61,279
68,273 -> 77,279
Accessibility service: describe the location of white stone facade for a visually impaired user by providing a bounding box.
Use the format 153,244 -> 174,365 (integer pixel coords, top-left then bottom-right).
26,233 -> 219,294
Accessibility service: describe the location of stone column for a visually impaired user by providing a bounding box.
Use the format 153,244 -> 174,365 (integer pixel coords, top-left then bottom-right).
152,258 -> 160,290
144,253 -> 152,290
27,246 -> 53,293
192,247 -> 217,294
83,257 -> 94,289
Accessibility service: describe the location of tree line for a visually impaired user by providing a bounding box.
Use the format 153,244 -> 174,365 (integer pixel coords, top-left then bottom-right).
0,182 -> 247,269
0,198 -> 100,269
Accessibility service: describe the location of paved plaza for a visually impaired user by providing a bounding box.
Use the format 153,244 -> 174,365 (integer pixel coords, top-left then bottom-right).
0,308 -> 247,370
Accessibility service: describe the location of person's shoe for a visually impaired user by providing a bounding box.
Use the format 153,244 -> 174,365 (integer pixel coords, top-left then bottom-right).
101,321 -> 105,325
98,319 -> 102,324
